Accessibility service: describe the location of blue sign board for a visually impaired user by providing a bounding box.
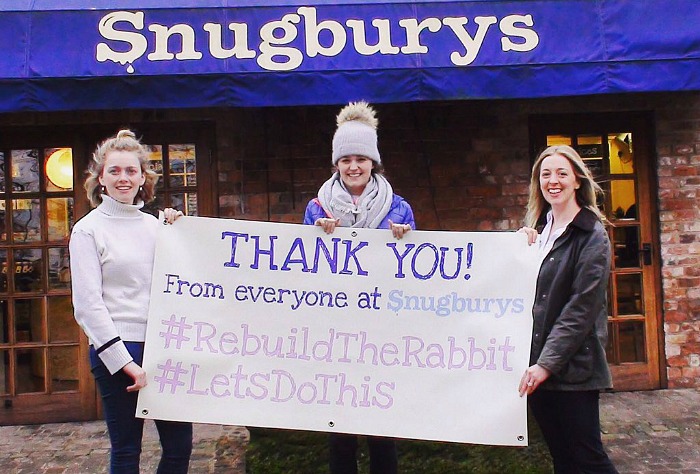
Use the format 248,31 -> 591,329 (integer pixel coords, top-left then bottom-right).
0,0 -> 698,111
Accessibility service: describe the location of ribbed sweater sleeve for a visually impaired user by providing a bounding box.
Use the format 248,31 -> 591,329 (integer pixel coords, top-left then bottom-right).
70,229 -> 133,374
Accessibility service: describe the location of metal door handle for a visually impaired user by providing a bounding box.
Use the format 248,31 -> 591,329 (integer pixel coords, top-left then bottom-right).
641,243 -> 652,265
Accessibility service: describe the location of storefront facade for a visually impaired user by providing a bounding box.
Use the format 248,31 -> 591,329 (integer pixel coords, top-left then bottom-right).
0,0 -> 698,424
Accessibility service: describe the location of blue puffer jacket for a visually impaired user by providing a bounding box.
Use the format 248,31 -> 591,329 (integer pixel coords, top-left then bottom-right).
303,194 -> 416,230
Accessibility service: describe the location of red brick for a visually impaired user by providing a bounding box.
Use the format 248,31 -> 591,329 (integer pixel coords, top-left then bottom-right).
667,355 -> 689,367
678,277 -> 700,288
665,311 -> 690,323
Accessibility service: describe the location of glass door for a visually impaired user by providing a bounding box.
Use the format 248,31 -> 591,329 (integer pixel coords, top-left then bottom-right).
0,139 -> 96,424
531,114 -> 662,390
0,124 -> 215,425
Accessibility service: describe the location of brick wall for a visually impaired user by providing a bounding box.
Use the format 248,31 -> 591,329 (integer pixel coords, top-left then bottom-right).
654,95 -> 700,387
215,101 -> 532,232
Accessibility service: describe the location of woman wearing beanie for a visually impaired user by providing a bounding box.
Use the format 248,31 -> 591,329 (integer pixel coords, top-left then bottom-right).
70,130 -> 192,473
304,101 -> 415,474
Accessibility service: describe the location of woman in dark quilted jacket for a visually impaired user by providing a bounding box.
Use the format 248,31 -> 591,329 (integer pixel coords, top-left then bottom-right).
518,145 -> 618,474
303,101 -> 414,474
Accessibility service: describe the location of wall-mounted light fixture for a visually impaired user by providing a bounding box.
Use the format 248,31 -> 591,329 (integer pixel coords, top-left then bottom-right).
45,148 -> 73,189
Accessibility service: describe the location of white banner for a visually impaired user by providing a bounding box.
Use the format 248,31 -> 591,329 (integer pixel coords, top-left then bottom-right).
136,216 -> 539,446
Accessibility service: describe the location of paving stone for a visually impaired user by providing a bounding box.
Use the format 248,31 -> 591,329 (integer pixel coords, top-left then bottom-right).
1,389 -> 699,473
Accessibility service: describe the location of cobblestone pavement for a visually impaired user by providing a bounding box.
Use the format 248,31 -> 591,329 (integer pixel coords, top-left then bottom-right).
600,388 -> 700,474
0,388 -> 698,473
0,422 -> 248,473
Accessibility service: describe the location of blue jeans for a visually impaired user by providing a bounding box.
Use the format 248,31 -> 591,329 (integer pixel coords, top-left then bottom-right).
90,342 -> 193,474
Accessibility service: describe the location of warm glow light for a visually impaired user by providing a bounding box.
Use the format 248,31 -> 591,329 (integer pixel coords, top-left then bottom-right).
45,148 -> 73,189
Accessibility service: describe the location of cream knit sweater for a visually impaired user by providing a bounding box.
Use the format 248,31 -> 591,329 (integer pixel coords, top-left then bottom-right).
70,195 -> 159,374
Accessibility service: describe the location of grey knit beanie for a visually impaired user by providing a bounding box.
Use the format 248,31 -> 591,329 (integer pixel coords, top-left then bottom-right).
331,101 -> 381,165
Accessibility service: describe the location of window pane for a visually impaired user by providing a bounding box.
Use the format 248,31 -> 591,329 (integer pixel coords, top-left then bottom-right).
14,248 -> 43,293
48,296 -> 78,343
609,180 -> 636,221
15,298 -> 44,343
11,149 -> 40,193
0,151 -> 5,191
0,250 -> 7,293
0,350 -> 8,395
613,226 -> 640,269
573,135 -> 604,179
48,247 -> 71,290
577,135 -> 603,153
608,133 -> 634,174
12,198 -> 41,242
44,148 -> 74,191
617,273 -> 643,315
546,135 -> 572,146
15,348 -> 45,394
169,144 -> 196,187
146,145 -> 164,191
585,159 -> 604,179
0,200 -> 6,242
619,321 -> 646,363
47,198 -> 74,241
605,322 -> 615,364
171,192 -> 198,217
50,346 -> 79,392
0,300 -> 7,343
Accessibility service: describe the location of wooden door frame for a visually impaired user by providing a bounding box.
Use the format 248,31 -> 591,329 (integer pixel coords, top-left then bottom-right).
0,126 -> 96,423
529,111 -> 666,390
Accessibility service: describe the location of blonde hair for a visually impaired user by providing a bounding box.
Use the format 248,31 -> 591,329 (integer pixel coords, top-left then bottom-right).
525,145 -> 605,227
84,129 -> 158,208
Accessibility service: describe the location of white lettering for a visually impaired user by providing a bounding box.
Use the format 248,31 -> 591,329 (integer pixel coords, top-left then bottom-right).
96,10 -> 541,73
298,7 -> 347,57
499,14 -> 539,52
148,23 -> 203,61
203,22 -> 256,59
399,18 -> 442,54
347,19 -> 399,56
258,13 -> 303,71
96,11 -> 148,74
443,16 -> 498,66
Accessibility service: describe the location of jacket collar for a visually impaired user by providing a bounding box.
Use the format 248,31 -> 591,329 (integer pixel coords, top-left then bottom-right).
536,207 -> 599,233
569,207 -> 599,232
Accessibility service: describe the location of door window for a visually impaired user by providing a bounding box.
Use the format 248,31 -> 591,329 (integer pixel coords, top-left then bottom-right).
537,115 -> 661,390
143,143 -> 199,216
0,146 -> 78,400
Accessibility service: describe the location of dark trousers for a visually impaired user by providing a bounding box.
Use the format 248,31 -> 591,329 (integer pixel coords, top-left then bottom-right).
528,389 -> 618,474
90,342 -> 193,474
329,433 -> 397,474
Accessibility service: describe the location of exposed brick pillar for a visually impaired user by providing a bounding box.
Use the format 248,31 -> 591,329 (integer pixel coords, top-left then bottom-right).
656,95 -> 700,387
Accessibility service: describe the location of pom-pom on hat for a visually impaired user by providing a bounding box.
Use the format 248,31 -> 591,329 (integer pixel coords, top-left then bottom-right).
332,101 -> 381,165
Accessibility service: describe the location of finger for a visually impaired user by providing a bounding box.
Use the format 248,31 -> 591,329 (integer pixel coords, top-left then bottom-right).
518,380 -> 529,397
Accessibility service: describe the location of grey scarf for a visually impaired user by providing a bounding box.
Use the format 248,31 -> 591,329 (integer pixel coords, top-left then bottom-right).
317,172 -> 393,229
